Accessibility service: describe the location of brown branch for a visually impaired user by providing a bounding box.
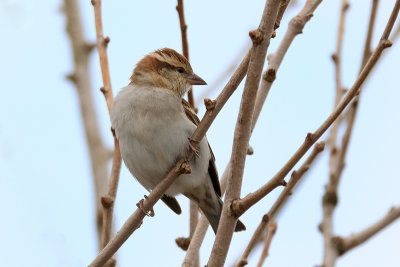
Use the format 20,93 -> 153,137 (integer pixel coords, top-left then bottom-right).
232,0 -> 399,217
252,0 -> 322,133
183,2 -> 314,264
332,206 -> 400,256
63,0 -> 109,248
206,1 -> 282,266
322,1 -> 379,266
176,3 -> 198,262
274,0 -> 291,29
328,0 -> 349,166
90,1 -> 122,265
176,0 -> 195,108
256,222 -> 277,267
89,49 -> 252,267
235,142 -> 325,267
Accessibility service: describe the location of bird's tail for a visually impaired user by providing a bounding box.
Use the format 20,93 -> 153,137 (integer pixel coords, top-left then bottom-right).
200,197 -> 246,234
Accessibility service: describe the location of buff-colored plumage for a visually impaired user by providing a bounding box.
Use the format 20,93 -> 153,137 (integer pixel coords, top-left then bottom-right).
111,48 -> 245,233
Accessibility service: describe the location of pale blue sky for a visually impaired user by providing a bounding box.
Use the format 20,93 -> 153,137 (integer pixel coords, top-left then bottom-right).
1,0 -> 399,266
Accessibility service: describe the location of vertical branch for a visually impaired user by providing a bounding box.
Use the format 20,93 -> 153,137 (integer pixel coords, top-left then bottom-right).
63,0 -> 110,248
206,1 -> 282,266
90,0 -> 122,263
322,1 -> 350,265
176,0 -> 195,108
322,1 -> 378,266
176,4 -> 198,264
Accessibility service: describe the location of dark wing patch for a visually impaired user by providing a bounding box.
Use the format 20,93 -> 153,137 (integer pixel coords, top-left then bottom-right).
181,99 -> 222,197
161,194 -> 182,215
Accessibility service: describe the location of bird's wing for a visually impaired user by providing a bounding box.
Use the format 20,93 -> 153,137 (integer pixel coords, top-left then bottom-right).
181,98 -> 222,197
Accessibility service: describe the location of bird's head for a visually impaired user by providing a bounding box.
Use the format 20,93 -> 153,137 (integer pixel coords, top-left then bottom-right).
130,48 -> 206,97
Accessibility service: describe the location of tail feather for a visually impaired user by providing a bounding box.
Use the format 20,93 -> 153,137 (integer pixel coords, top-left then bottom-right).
200,198 -> 246,234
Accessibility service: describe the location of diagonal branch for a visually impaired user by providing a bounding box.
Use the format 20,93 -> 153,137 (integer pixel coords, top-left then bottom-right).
332,206 -> 400,256
232,0 -> 399,217
63,0 -> 109,248
235,142 -> 325,267
256,222 -> 278,267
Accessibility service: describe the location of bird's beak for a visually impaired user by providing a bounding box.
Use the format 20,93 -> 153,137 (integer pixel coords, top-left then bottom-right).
187,73 -> 207,85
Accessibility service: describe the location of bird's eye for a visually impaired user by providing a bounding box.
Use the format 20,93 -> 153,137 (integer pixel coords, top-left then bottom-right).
177,67 -> 185,74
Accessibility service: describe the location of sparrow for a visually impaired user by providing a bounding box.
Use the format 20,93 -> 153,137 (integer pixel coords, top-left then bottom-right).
111,48 -> 245,233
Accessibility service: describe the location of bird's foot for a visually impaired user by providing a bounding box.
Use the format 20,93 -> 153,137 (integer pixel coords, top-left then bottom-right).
136,195 -> 155,217
188,138 -> 200,157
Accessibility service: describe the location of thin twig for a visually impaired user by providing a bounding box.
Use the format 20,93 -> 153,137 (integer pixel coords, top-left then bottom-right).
90,1 -> 122,265
88,49 -> 252,267
322,1 -> 379,266
252,0 -> 322,133
235,142 -> 325,267
176,3 -> 199,263
332,206 -> 400,256
176,0 -> 195,108
63,0 -> 109,248
256,222 -> 277,267
206,1 -> 282,266
232,0 -> 399,217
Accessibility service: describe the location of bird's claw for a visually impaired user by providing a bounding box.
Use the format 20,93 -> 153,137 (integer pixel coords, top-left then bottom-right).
136,195 -> 155,217
188,138 -> 200,157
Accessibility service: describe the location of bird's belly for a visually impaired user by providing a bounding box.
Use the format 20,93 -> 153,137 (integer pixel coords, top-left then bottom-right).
119,112 -> 209,196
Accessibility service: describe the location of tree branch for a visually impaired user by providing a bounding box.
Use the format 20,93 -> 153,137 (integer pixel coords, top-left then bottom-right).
63,0 -> 109,248
232,0 -> 399,217
322,1 -> 379,266
90,2 -> 122,266
332,206 -> 400,256
88,49 -> 252,267
235,142 -> 325,267
206,1 -> 282,266
256,222 -> 277,267
176,0 -> 195,109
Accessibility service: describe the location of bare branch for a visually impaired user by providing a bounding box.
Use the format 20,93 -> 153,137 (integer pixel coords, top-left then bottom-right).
232,0 -> 399,217
90,1 -> 123,264
206,1 -> 282,266
256,222 -> 278,267
333,206 -> 400,256
252,0 -> 322,133
235,142 -> 325,267
322,1 -> 379,266
176,0 -> 195,109
63,0 -> 109,247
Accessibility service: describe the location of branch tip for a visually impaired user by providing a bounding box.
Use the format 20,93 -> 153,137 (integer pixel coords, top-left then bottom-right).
249,29 -> 263,44
315,142 -> 326,152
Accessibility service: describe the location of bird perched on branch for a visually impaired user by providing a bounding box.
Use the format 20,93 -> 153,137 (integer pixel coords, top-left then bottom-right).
111,48 -> 245,233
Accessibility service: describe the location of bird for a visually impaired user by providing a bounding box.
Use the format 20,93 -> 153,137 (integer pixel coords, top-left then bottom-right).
111,48 -> 245,233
